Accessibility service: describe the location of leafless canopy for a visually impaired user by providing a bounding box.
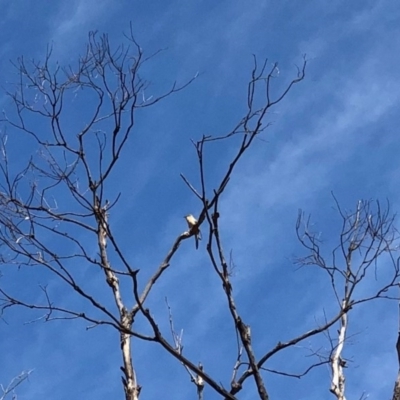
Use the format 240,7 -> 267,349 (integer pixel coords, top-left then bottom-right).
0,27 -> 397,400
296,197 -> 400,400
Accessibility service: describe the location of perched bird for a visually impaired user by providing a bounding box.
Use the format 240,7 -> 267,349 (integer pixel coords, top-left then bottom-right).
184,214 -> 201,249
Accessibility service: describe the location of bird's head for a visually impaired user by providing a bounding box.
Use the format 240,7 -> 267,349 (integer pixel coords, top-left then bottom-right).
184,214 -> 197,225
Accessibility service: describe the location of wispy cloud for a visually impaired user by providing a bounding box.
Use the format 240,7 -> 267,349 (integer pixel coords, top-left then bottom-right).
48,0 -> 118,59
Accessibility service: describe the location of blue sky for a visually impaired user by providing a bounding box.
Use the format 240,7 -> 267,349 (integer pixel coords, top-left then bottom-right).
1,0 -> 400,399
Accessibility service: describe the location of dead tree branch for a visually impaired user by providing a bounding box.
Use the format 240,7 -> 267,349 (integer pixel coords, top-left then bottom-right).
0,370 -> 33,400
0,28 -> 195,400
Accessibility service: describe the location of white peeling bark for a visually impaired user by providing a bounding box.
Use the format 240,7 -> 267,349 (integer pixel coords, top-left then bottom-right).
121,328 -> 140,400
330,305 -> 347,400
96,199 -> 139,400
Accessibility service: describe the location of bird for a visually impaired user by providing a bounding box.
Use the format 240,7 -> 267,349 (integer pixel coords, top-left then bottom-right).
184,214 -> 201,249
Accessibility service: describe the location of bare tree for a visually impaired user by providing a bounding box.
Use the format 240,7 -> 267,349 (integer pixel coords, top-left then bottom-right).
0,27 -> 398,400
296,198 -> 400,400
